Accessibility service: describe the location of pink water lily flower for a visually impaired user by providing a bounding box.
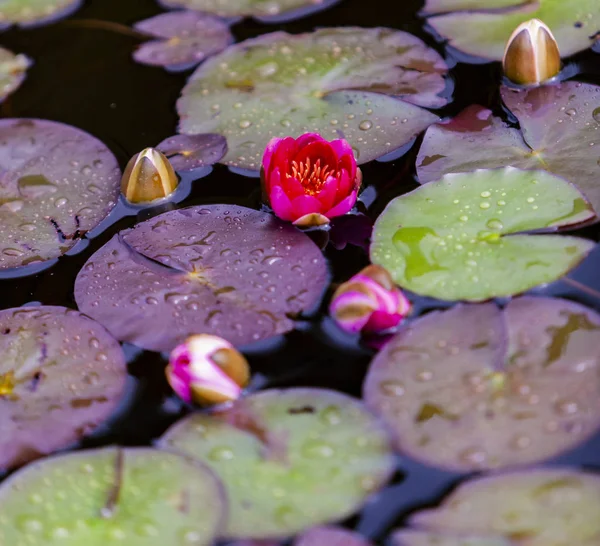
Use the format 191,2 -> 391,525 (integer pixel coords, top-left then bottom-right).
330,265 -> 411,334
261,133 -> 362,227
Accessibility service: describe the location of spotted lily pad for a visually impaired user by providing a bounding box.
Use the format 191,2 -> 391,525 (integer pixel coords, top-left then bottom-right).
370,167 -> 595,302
0,447 -> 225,545
133,11 -> 233,72
363,297 -> 600,471
75,205 -> 329,352
156,134 -> 227,172
160,388 -> 395,539
0,119 -> 120,270
408,468 -> 600,546
160,0 -> 341,23
0,306 -> 127,471
0,0 -> 82,28
0,47 -> 31,102
392,530 -> 512,546
296,526 -> 374,546
422,0 -> 600,60
178,28 -> 447,170
417,83 -> 600,216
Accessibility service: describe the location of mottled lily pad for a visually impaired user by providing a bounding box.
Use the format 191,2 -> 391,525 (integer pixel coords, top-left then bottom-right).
160,388 -> 395,539
160,0 -> 341,24
392,530 -> 512,546
156,133 -> 227,172
178,28 -> 447,170
370,167 -> 595,301
296,526 -> 374,546
417,83 -> 600,216
0,447 -> 225,545
363,297 -> 600,471
408,468 -> 600,546
0,118 -> 121,270
75,205 -> 329,352
0,47 -> 31,102
0,0 -> 81,28
423,0 -> 600,60
133,11 -> 233,72
0,306 -> 127,471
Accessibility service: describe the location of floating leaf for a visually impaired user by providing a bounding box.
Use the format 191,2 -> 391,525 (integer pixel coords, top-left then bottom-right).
408,468 -> 600,546
156,133 -> 227,172
370,167 -> 594,301
0,47 -> 31,102
0,447 -> 225,545
160,388 -> 395,539
0,306 -> 127,471
422,0 -> 600,59
363,297 -> 600,471
0,0 -> 81,28
178,28 -> 447,170
417,83 -> 600,215
133,11 -> 233,72
296,526 -> 374,546
392,530 -> 512,546
160,0 -> 341,23
0,119 -> 120,270
75,205 -> 329,352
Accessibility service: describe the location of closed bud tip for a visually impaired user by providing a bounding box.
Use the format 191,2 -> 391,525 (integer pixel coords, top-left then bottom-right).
502,19 -> 561,86
121,147 -> 178,204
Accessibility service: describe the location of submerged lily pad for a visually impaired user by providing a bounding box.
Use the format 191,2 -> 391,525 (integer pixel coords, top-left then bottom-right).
0,0 -> 81,28
370,167 -> 595,301
0,47 -> 31,102
296,526 -> 374,546
363,297 -> 600,471
156,133 -> 227,172
0,118 -> 120,270
417,83 -> 600,215
423,0 -> 600,60
160,0 -> 341,23
0,306 -> 127,471
178,28 -> 447,170
0,447 -> 225,545
133,11 -> 233,72
160,388 -> 395,539
75,205 -> 329,352
408,468 -> 600,546
392,530 -> 512,546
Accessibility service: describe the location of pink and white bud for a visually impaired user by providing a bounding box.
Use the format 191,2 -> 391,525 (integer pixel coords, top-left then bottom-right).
330,265 -> 411,334
166,334 -> 250,406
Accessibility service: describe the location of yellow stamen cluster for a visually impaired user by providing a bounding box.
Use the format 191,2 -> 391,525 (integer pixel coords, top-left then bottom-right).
289,157 -> 334,195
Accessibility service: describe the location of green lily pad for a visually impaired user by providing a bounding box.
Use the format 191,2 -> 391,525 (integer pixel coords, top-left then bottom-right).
160,388 -> 395,539
417,83 -> 600,217
0,447 -> 226,545
0,47 -> 31,102
296,526 -> 374,546
177,28 -> 447,170
423,0 -> 600,60
392,530 -> 512,546
408,468 -> 600,546
0,0 -> 82,28
363,297 -> 600,471
370,167 -> 595,301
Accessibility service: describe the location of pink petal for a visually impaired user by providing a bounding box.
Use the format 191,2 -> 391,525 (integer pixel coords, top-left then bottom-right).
293,140 -> 337,171
166,364 -> 192,402
325,191 -> 357,218
330,291 -> 376,334
295,133 -> 325,149
262,137 -> 283,175
269,137 -> 298,177
336,169 -> 352,201
330,138 -> 357,180
316,176 -> 338,211
364,310 -> 404,332
264,166 -> 282,195
281,175 -> 306,199
269,185 -> 294,221
290,194 -> 324,220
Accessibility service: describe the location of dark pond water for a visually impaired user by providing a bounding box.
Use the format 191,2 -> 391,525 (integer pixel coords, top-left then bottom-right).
1,0 -> 600,542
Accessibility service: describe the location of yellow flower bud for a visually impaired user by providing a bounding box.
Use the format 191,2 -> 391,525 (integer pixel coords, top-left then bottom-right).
120,147 -> 178,204
502,19 -> 561,86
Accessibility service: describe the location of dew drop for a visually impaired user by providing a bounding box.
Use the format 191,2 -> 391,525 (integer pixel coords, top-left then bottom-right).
593,106 -> 600,123
301,439 -> 335,458
209,446 -> 234,461
379,380 -> 405,396
486,218 -> 503,230
480,191 -> 491,198
479,201 -> 490,210
239,120 -> 252,129
358,120 -> 373,131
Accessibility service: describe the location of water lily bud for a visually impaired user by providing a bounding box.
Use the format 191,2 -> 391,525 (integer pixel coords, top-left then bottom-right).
166,334 -> 250,406
121,147 -> 178,203
261,133 -> 362,228
330,264 -> 411,334
502,19 -> 561,86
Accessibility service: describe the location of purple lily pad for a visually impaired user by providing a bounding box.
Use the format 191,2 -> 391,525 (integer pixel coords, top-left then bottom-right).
156,133 -> 227,172
160,388 -> 395,539
74,205 -> 329,352
0,306 -> 127,472
416,82 -> 600,216
0,118 -> 120,270
296,526 -> 374,546
0,47 -> 31,102
407,468 -> 600,546
0,0 -> 82,29
363,296 -> 600,471
392,530 -> 512,546
133,10 -> 233,72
